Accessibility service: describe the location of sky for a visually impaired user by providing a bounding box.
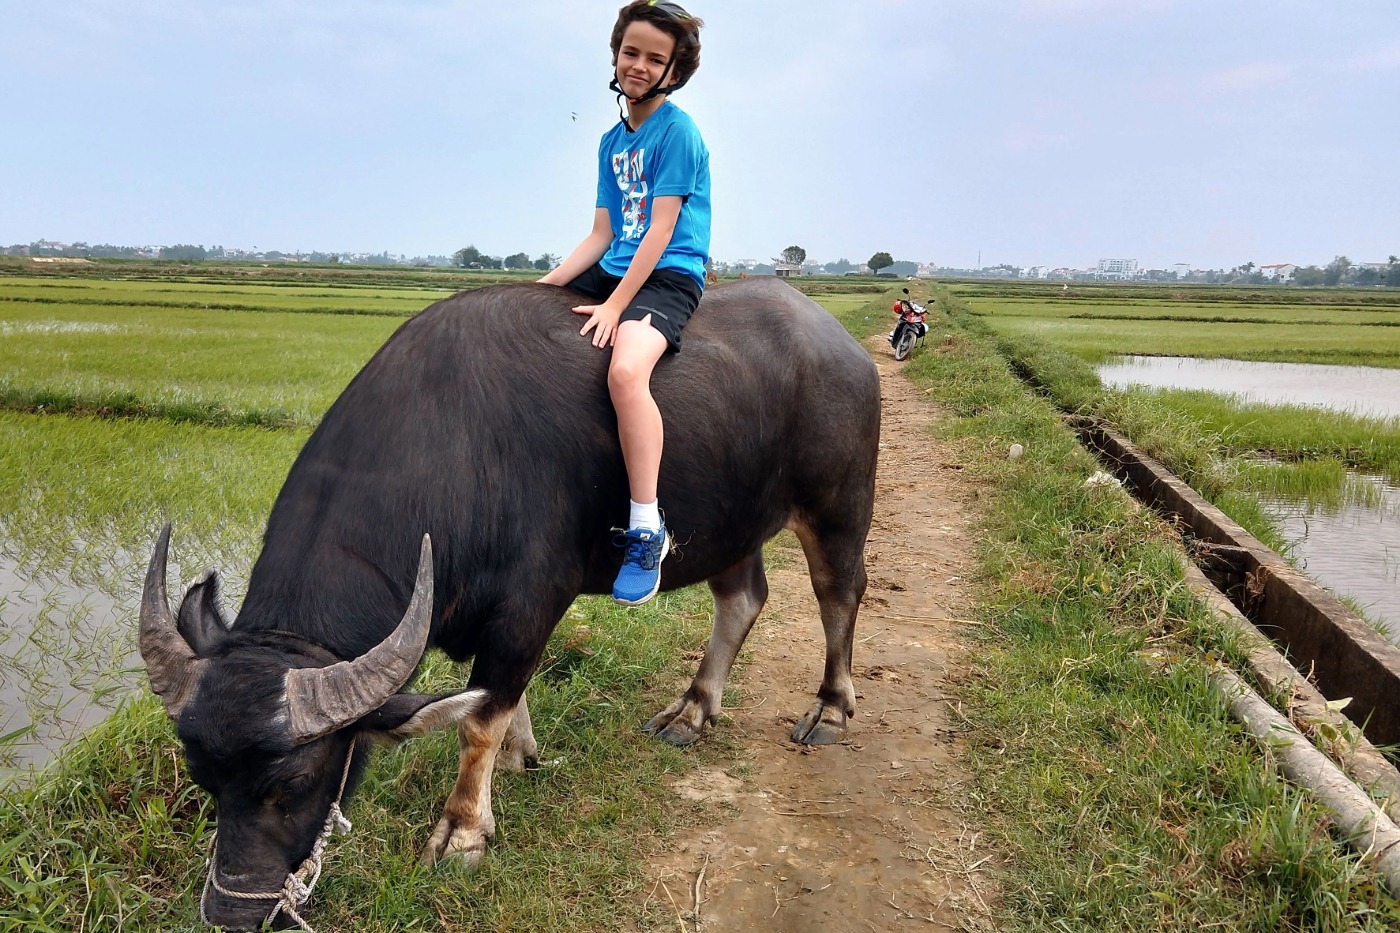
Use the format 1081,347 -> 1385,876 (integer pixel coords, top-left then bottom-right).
2,0 -> 1397,270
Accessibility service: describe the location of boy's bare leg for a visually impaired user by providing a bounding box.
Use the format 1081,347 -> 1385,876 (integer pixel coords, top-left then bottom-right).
608,318 -> 670,503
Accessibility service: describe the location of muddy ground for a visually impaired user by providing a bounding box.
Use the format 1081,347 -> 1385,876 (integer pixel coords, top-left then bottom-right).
644,342 -> 998,932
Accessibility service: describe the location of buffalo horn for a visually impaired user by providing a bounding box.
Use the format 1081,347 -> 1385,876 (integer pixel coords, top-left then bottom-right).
284,534 -> 435,745
139,524 -> 207,718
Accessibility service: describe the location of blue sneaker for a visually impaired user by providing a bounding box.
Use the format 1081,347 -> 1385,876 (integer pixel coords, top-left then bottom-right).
612,525 -> 671,606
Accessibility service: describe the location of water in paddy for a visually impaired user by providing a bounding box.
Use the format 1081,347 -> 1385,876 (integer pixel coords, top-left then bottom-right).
1099,355 -> 1400,641
1097,356 -> 1400,419
1264,475 -> 1399,640
0,551 -> 140,779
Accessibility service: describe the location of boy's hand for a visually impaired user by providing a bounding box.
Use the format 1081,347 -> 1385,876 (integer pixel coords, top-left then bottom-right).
574,302 -> 625,348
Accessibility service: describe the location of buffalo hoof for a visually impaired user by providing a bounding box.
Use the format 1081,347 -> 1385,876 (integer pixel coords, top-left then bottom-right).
791,701 -> 848,745
421,815 -> 493,868
643,697 -> 711,747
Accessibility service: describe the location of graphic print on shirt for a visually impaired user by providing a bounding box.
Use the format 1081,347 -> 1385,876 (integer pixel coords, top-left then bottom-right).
611,147 -> 649,241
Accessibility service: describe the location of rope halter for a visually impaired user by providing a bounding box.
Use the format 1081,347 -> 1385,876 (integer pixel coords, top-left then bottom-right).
200,738 -> 357,933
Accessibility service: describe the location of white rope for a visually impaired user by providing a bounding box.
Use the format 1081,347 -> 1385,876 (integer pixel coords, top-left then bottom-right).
201,739 -> 357,932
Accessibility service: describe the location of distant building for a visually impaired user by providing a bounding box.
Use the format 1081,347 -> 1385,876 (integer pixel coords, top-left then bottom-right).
1259,263 -> 1297,280
1096,258 -> 1138,279
774,260 -> 801,278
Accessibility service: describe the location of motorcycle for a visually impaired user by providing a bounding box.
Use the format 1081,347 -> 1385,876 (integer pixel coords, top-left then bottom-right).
888,288 -> 929,361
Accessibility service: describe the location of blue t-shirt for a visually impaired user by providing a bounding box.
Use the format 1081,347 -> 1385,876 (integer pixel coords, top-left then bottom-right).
596,101 -> 711,289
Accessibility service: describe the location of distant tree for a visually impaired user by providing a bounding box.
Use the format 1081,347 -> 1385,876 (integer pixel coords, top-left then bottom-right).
1355,266 -> 1381,286
503,252 -> 532,270
1323,255 -> 1351,287
1292,265 -> 1326,286
1387,257 -> 1400,288
533,253 -> 559,271
867,252 -> 894,275
160,244 -> 207,261
780,245 -> 806,265
822,257 -> 856,274
888,260 -> 918,277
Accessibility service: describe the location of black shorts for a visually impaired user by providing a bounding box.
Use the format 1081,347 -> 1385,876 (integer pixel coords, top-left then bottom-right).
566,263 -> 703,352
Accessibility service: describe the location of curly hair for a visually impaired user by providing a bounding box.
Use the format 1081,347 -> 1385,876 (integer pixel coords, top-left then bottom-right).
610,1 -> 704,86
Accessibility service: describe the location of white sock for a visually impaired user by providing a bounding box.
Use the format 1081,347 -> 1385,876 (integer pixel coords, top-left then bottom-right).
629,499 -> 662,533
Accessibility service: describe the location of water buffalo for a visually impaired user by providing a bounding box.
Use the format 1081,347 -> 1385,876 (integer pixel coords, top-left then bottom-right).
139,277 -> 879,929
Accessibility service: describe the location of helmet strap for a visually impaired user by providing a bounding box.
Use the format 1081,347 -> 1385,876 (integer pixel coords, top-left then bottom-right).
609,57 -> 689,132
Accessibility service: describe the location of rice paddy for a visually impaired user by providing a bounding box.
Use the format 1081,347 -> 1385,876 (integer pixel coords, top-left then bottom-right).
954,282 -> 1400,368
6,264 -> 1397,930
0,265 -> 882,930
942,280 -> 1400,639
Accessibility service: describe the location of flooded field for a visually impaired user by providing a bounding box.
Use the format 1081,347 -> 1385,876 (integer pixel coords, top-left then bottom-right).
0,551 -> 136,777
1099,355 -> 1400,638
1099,355 -> 1400,420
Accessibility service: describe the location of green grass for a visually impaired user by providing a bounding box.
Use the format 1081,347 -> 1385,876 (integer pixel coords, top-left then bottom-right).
802,291 -> 879,316
0,275 -> 451,314
891,284 -> 1400,930
0,300 -> 403,427
1132,390 -> 1400,485
0,411 -> 307,574
1236,459 -> 1388,512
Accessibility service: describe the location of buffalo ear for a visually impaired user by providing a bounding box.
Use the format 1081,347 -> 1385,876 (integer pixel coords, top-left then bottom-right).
359,689 -> 488,743
176,570 -> 231,656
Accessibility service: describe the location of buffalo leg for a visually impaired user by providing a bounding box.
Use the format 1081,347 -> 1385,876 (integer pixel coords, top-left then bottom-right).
644,549 -> 768,746
496,694 -> 539,772
422,702 -> 515,866
789,519 -> 865,745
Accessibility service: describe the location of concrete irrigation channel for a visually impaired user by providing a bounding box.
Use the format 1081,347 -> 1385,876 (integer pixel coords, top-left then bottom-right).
1074,418 -> 1400,893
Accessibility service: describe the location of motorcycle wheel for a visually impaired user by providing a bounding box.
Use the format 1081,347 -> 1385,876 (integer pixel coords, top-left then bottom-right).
894,328 -> 915,361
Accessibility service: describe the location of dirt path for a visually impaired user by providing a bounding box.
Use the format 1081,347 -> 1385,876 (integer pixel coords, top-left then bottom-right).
645,342 -> 997,932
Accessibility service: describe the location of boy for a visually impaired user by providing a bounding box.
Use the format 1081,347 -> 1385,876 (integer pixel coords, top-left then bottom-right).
539,0 -> 709,606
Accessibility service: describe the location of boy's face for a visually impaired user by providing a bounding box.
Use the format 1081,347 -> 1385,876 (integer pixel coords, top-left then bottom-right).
615,20 -> 679,98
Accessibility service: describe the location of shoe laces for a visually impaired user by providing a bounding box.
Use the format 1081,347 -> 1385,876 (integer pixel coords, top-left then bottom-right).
613,528 -> 662,570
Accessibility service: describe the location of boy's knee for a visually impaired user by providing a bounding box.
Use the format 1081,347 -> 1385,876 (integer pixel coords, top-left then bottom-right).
608,357 -> 648,396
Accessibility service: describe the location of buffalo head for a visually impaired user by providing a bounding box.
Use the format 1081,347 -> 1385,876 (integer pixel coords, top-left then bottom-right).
139,525 -> 484,930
